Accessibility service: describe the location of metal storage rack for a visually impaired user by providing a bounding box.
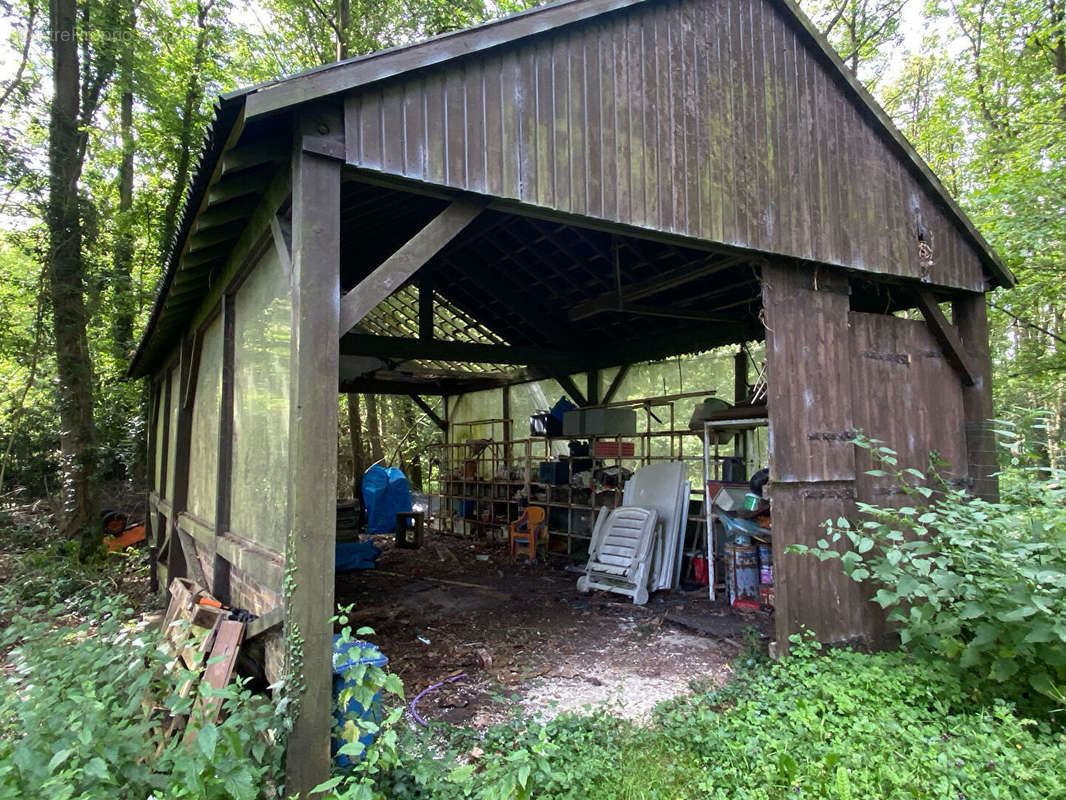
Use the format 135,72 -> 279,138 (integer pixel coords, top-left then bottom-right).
429,392 -> 751,562
702,413 -> 769,599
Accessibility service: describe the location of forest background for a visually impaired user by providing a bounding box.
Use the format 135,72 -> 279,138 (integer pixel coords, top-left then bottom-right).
0,0 -> 1061,549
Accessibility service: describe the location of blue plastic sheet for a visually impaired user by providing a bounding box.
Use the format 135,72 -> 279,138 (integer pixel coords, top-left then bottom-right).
362,465 -> 413,534
335,540 -> 381,572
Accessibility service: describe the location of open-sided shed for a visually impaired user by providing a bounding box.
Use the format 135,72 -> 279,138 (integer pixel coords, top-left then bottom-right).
130,0 -> 1011,791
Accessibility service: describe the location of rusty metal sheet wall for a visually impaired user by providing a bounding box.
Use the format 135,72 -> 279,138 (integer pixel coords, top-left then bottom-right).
850,311 -> 968,500
344,0 -> 986,291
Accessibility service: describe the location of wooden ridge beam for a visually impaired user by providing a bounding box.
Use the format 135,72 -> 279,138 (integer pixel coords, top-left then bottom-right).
339,199 -> 485,335
916,292 -> 977,387
409,394 -> 447,431
569,256 -> 745,321
338,333 -> 574,367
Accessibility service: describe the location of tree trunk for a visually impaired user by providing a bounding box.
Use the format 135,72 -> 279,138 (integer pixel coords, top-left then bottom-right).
400,398 -> 423,490
48,0 -> 100,556
336,0 -> 350,60
365,394 -> 384,464
111,1 -> 136,359
346,392 -> 366,497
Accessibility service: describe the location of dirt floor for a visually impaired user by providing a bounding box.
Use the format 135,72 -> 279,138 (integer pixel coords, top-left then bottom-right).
335,531 -> 772,729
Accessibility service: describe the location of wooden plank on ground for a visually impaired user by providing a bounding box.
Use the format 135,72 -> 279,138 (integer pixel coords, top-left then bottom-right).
185,620 -> 245,740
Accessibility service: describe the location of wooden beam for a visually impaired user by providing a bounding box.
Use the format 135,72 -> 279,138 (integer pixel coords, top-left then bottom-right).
339,199 -> 484,335
191,200 -> 254,234
245,607 -> 284,640
212,294 -> 235,602
916,292 -> 977,387
586,369 -> 600,406
220,140 -> 286,176
602,364 -> 629,404
553,373 -> 588,407
419,279 -> 434,341
339,333 -> 573,367
207,171 -> 274,204
569,256 -> 744,321
409,394 -> 446,431
953,292 -> 998,501
285,106 -> 341,798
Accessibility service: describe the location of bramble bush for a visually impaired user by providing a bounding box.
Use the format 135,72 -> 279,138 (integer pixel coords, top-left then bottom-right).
791,423 -> 1066,710
0,594 -> 284,800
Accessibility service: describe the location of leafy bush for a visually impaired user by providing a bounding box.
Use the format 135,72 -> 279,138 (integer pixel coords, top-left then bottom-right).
652,635 -> 1066,800
792,432 -> 1066,709
0,596 -> 284,799
317,636 -> 1066,800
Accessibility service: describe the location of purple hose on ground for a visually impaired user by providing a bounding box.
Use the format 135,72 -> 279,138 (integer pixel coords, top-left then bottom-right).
409,673 -> 468,727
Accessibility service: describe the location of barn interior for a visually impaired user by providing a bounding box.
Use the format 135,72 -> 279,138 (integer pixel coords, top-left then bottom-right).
326,174 -> 796,724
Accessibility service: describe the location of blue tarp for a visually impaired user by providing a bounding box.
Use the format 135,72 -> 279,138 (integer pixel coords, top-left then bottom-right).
362,465 -> 413,534
335,540 -> 381,572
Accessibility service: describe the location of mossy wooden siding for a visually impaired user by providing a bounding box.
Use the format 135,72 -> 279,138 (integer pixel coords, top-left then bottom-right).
343,0 -> 987,292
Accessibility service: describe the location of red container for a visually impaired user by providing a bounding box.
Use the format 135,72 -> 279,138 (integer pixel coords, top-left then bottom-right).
593,441 -> 635,458
692,555 -> 709,585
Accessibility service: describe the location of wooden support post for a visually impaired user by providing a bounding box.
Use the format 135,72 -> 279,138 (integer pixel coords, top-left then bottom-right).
586,369 -> 600,406
284,107 -> 342,798
338,199 -> 483,335
915,292 -> 977,387
761,263 -> 876,650
168,337 -> 198,586
733,349 -> 749,462
502,385 -> 513,464
213,294 -> 236,602
146,381 -> 159,593
602,365 -> 629,405
953,292 -> 999,502
409,394 -> 446,431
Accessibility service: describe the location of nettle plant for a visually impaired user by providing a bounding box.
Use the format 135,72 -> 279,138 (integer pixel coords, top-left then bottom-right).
791,425 -> 1066,709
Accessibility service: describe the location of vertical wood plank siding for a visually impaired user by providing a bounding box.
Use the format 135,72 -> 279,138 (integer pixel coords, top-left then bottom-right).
764,262 -> 971,646
343,0 -> 986,292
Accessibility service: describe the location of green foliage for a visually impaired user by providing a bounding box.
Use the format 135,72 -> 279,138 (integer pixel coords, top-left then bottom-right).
792,432 -> 1066,710
319,635 -> 1066,800
0,596 -> 284,799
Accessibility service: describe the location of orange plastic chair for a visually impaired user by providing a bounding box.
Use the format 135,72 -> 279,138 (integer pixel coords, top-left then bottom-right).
509,506 -> 547,560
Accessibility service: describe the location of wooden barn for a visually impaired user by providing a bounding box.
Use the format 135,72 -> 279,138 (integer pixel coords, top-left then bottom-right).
129,0 -> 1011,791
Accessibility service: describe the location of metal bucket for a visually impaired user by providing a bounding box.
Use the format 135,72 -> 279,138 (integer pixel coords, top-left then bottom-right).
725,543 -> 760,605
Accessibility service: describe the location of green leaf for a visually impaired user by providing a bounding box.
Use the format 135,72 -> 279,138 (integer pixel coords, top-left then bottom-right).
990,658 -> 1018,681
1029,672 -> 1055,697
311,775 -> 345,794
856,536 -> 875,554
196,723 -> 218,760
996,606 -> 1037,622
959,602 -> 985,620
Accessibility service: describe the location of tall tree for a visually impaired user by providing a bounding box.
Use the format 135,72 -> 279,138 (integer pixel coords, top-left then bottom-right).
365,394 -> 384,464
803,0 -> 908,84
346,392 -> 366,495
158,0 -> 219,254
46,0 -> 112,552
